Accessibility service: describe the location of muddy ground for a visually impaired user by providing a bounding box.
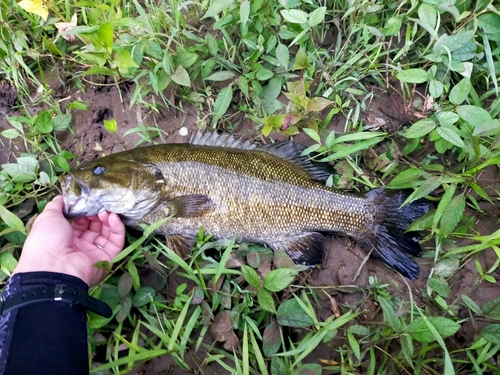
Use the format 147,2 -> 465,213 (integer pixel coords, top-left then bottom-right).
1,79 -> 499,374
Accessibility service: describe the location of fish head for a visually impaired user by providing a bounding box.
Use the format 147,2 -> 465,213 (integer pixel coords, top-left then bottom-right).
59,157 -> 167,220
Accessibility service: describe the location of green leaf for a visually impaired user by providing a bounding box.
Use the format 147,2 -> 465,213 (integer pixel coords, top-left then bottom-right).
55,156 -> 70,173
52,113 -> 72,132
382,16 -> 402,36
436,111 -> 459,127
264,268 -> 298,292
435,258 -> 460,278
378,296 -> 402,332
428,277 -> 450,298
2,157 -> 38,183
405,119 -> 436,138
171,65 -> 191,87
347,331 -> 361,360
257,288 -> 276,314
116,296 -> 132,323
277,298 -> 314,327
402,176 -> 443,206
432,182 -> 455,230
429,79 -> 443,98
212,86 -> 233,123
470,182 -> 492,203
457,105 -> 492,126
1,129 -> 20,139
276,43 -> 289,70
205,71 -> 235,81
319,137 -> 383,162
261,77 -> 282,105
436,126 -> 464,148
481,324 -> 500,344
308,7 -> 326,27
435,30 -> 475,53
293,47 -> 308,70
114,49 -> 139,74
307,97 -> 333,113
387,168 -> 427,189
98,22 -> 113,51
240,0 -> 250,28
34,110 -> 53,133
174,48 -> 198,69
334,131 -> 386,144
410,317 -> 461,343
482,34 -> 498,94
452,42 -> 477,61
281,9 -> 308,24
132,286 -> 156,307
202,0 -> 234,19
271,358 -> 286,375
117,272 -> 133,298
302,128 -> 321,144
482,297 -> 500,319
434,136 -> 453,154
472,120 -> 500,137
263,321 -> 281,356
292,364 -> 322,375
256,68 -> 273,81
59,150 -> 74,160
439,194 -> 465,239
0,204 -> 25,234
0,252 -> 18,273
397,68 -> 429,83
241,264 -> 261,289
478,13 -> 500,34
104,119 -> 117,133
461,295 -> 482,315
418,3 -> 437,29
449,78 -> 471,105
88,305 -> 121,330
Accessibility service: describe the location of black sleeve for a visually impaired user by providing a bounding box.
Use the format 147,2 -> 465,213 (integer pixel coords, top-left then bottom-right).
0,272 -> 91,375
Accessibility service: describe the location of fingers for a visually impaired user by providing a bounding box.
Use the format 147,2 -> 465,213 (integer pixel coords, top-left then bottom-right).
45,195 -> 64,212
73,211 -> 125,259
104,213 -> 126,257
32,196 -> 65,225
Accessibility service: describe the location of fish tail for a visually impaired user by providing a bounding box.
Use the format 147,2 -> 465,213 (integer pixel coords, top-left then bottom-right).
358,188 -> 431,280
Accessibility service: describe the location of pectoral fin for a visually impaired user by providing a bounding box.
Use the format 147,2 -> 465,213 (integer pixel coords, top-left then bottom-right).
166,233 -> 196,258
166,194 -> 213,217
267,232 -> 324,266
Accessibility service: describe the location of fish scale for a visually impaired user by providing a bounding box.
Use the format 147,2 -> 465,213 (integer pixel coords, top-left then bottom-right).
59,133 -> 430,280
140,147 -> 368,237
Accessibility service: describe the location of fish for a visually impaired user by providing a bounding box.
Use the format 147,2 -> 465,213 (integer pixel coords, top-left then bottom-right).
58,132 -> 430,280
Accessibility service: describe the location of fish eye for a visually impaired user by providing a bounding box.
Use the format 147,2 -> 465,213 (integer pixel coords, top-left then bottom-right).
92,166 -> 106,176
154,169 -> 163,181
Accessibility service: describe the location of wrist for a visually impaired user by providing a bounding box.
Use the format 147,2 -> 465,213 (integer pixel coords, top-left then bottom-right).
0,272 -> 112,317
13,255 -> 88,285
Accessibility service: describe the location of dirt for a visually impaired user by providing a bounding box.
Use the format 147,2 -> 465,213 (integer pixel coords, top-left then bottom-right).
1,79 -> 500,374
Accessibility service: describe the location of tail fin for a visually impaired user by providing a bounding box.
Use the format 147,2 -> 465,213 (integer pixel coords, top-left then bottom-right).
358,189 -> 431,280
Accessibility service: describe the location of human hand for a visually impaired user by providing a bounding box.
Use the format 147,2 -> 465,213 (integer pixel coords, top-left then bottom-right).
13,195 -> 126,287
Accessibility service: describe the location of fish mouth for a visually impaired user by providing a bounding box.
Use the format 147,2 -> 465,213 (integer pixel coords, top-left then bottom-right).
58,174 -> 104,219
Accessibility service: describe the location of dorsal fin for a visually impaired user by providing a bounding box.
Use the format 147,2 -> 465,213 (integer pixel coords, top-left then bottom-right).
189,131 -> 256,150
257,142 -> 332,181
189,131 -> 332,182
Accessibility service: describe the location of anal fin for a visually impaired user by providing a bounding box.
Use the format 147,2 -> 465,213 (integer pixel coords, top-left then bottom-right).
267,232 -> 324,266
166,233 -> 196,258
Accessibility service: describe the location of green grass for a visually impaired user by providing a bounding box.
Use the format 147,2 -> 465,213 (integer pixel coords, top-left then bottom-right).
1,0 -> 500,373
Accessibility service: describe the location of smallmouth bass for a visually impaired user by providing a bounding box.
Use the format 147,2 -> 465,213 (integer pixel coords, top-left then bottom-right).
59,132 -> 430,280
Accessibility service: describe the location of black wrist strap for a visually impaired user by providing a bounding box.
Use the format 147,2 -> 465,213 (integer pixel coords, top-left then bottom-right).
0,283 -> 112,318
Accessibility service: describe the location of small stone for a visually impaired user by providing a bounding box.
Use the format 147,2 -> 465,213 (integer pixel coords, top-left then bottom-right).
179,127 -> 188,136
